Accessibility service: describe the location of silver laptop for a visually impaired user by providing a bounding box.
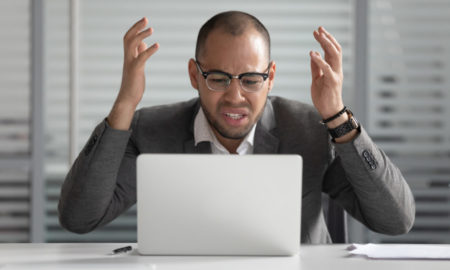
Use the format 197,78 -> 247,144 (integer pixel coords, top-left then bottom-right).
137,154 -> 302,256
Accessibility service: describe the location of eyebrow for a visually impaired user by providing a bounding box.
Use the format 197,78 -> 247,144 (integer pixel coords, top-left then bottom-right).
207,69 -> 228,73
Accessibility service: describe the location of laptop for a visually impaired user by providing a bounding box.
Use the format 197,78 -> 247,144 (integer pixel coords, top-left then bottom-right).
137,154 -> 302,256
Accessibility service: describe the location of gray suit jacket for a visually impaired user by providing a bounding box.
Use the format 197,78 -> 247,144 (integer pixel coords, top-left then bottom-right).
58,96 -> 415,243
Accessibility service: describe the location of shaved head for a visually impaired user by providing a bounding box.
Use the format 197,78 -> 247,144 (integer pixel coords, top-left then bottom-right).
195,11 -> 271,61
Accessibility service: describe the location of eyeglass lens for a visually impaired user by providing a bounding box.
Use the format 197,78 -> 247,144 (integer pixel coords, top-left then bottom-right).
206,73 -> 265,92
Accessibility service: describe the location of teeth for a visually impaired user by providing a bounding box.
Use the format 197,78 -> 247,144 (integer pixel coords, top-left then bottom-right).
226,113 -> 244,120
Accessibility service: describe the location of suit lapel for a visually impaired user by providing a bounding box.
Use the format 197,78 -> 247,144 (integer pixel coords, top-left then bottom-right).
184,100 -> 212,153
253,98 -> 279,154
253,126 -> 279,153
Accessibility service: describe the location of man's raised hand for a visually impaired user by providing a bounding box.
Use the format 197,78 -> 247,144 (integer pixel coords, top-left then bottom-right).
108,17 -> 159,130
118,17 -> 159,108
309,26 -> 344,120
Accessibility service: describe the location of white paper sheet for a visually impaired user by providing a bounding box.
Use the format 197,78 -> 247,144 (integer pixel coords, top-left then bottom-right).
348,243 -> 450,259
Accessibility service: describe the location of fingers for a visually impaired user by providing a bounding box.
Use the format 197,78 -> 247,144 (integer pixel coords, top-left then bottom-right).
124,18 -> 157,61
130,28 -> 153,57
137,43 -> 160,65
310,51 -> 323,80
313,26 -> 342,72
313,30 -> 338,56
319,26 -> 342,53
310,51 -> 333,78
124,17 -> 148,42
134,27 -> 153,47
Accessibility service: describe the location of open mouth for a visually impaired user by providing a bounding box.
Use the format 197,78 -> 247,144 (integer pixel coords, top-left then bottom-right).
225,113 -> 245,120
222,111 -> 249,127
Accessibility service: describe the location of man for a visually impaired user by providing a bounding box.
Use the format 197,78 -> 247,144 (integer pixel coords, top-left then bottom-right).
58,11 -> 415,243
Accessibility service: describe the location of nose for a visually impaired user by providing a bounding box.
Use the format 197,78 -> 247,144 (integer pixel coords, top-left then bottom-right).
223,78 -> 245,103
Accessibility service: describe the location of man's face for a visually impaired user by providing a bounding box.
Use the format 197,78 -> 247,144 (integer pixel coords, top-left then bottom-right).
189,28 -> 275,142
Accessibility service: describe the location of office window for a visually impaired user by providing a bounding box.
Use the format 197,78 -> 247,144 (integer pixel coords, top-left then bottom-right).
0,0 -> 31,242
43,0 -> 355,242
366,0 -> 450,243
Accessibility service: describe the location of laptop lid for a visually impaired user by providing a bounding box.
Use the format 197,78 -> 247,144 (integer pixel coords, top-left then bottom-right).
137,154 -> 302,256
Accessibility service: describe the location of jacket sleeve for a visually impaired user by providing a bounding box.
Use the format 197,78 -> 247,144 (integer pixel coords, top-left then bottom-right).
323,126 -> 415,235
58,114 -> 140,234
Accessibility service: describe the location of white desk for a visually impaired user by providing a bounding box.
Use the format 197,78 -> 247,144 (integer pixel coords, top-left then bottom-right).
0,243 -> 448,269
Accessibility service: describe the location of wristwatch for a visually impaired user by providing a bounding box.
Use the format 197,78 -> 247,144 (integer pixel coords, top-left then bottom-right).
328,109 -> 359,139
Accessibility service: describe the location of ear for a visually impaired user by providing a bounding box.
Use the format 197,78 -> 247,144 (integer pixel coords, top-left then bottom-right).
267,61 -> 276,92
188,58 -> 199,90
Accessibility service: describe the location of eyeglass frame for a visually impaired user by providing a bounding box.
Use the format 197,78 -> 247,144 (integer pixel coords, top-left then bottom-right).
194,60 -> 272,93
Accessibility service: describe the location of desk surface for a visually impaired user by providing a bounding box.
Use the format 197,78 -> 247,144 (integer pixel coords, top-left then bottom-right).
0,243 -> 449,270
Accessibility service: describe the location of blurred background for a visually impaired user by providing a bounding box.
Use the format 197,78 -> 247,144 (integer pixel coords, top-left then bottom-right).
0,0 -> 449,243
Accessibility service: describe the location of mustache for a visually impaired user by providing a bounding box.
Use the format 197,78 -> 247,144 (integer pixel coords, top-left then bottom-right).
217,101 -> 251,111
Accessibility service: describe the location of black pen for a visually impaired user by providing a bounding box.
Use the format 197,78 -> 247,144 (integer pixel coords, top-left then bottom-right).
112,245 -> 132,255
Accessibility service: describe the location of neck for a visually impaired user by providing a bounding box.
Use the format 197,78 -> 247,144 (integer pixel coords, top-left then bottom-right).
212,129 -> 242,154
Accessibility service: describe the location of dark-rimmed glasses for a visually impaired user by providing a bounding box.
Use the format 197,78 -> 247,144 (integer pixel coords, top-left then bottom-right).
195,60 -> 271,93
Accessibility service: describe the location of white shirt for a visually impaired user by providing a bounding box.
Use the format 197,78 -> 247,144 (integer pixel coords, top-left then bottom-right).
193,107 -> 256,155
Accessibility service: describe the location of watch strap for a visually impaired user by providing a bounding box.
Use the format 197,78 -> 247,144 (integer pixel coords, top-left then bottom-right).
328,110 -> 359,139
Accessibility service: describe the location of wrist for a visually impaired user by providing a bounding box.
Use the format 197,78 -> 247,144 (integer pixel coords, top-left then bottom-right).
107,100 -> 137,130
326,109 -> 360,142
117,91 -> 142,109
320,105 -> 346,124
115,98 -> 139,111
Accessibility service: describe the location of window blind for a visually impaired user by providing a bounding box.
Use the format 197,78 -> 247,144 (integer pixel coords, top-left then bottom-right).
366,0 -> 450,243
0,0 -> 31,242
43,0 -> 355,242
